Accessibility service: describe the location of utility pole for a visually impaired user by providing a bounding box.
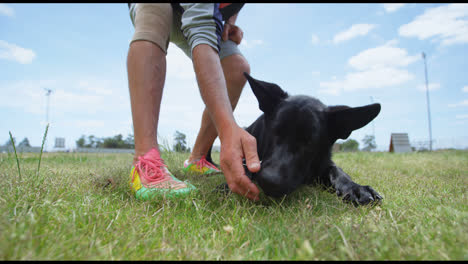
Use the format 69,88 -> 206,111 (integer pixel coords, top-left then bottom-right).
44,88 -> 53,124
44,88 -> 53,152
422,52 -> 432,151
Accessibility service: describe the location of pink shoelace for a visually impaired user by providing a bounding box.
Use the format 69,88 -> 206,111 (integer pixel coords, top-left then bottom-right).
195,156 -> 220,171
133,148 -> 186,189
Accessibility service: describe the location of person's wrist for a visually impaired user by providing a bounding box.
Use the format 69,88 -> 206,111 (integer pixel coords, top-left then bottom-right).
217,119 -> 239,142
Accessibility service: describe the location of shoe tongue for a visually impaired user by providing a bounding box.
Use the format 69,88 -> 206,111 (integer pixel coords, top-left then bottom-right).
196,157 -> 206,165
144,148 -> 161,159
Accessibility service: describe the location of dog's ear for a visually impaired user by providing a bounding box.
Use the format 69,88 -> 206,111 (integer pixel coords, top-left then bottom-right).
327,103 -> 381,140
244,72 -> 288,113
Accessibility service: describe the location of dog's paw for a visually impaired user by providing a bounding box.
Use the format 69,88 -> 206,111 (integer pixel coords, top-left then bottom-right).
336,184 -> 383,206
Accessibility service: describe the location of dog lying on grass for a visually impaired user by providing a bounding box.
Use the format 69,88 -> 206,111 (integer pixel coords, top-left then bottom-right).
210,73 -> 383,206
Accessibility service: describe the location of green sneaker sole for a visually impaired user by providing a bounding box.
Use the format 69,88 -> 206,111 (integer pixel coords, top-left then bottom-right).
130,167 -> 197,201
182,164 -> 220,175
135,182 -> 197,200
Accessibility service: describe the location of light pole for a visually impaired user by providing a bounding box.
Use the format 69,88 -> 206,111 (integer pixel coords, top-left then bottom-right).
422,52 -> 432,151
44,88 -> 53,124
44,88 -> 53,152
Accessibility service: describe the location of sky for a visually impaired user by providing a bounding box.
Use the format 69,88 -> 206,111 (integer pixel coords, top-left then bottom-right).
1,3 -> 468,152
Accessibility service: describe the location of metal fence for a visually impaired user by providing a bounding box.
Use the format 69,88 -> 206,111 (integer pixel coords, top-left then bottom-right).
74,148 -> 134,154
0,146 -> 135,154
0,146 -> 43,153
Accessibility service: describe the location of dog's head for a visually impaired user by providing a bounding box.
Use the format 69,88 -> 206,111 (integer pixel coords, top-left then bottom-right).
244,73 -> 381,197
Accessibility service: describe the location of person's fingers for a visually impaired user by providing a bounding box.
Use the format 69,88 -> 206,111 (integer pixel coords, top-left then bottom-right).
228,26 -> 243,45
222,23 -> 230,41
242,133 -> 261,173
226,166 -> 258,200
219,129 -> 260,201
221,152 -> 260,201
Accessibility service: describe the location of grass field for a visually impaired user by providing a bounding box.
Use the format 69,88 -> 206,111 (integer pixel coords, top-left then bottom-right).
0,149 -> 467,260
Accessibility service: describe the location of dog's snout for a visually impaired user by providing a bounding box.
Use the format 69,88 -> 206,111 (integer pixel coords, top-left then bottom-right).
256,166 -> 293,197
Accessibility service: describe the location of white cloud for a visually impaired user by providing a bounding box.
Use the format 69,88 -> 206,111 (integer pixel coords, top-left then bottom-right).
0,40 -> 36,64
456,114 -> 468,119
319,41 -> 418,95
0,4 -> 14,17
383,4 -> 406,13
462,86 -> 468,92
78,80 -> 113,95
319,67 -> 414,94
0,77 -> 130,116
239,38 -> 264,49
417,83 -> 441,92
68,120 -> 106,129
399,4 -> 468,46
333,24 -> 377,44
166,43 -> 195,80
310,34 -> 319,45
448,100 -> 468,107
348,40 -> 419,70
311,71 -> 320,76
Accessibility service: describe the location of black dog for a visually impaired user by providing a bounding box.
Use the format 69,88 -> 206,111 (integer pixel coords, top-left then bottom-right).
209,73 -> 383,206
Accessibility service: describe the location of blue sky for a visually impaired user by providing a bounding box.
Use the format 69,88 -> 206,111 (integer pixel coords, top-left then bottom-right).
1,3 -> 467,151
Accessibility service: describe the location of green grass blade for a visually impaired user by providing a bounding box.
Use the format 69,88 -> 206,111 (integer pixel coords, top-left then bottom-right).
9,131 -> 21,181
36,123 -> 49,180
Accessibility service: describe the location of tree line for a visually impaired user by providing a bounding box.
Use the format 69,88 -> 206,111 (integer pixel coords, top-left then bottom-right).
2,133 -> 377,152
3,137 -> 31,148
333,135 -> 376,152
76,134 -> 135,149
74,131 -> 191,152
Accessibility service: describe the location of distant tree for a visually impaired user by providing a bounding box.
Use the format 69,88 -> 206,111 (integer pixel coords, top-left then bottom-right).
76,135 -> 86,148
173,131 -> 189,152
332,142 -> 341,153
4,137 -> 16,147
76,133 -> 135,149
125,134 -> 135,149
341,139 -> 359,152
102,136 -> 118,148
102,134 -> 126,148
86,135 -> 96,148
362,135 -> 376,152
18,138 -> 31,147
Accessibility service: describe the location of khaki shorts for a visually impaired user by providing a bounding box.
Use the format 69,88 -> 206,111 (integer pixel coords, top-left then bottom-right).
129,3 -> 242,60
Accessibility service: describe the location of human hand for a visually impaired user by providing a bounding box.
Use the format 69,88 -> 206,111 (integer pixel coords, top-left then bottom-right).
222,23 -> 243,45
219,125 -> 261,201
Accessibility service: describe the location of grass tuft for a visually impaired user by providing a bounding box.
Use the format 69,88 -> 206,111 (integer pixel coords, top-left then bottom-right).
36,123 -> 49,183
0,150 -> 467,260
8,131 -> 21,181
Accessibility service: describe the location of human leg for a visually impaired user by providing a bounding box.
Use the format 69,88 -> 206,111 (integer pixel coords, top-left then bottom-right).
128,3 -> 172,163
127,3 -> 195,198
127,40 -> 166,163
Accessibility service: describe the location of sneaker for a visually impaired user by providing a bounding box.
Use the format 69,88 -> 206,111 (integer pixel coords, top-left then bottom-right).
183,155 -> 221,175
129,148 -> 196,200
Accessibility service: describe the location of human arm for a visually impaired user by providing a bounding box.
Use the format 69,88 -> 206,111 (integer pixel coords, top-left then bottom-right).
192,44 -> 261,201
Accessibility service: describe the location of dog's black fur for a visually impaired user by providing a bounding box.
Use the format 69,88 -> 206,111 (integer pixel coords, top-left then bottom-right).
208,73 -> 383,206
